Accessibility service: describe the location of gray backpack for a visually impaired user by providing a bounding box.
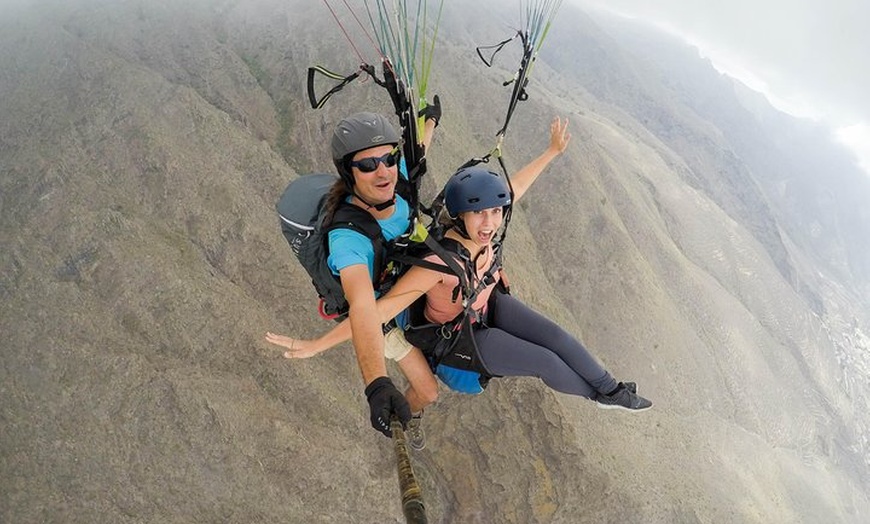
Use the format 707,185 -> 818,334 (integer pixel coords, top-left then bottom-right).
276,173 -> 389,320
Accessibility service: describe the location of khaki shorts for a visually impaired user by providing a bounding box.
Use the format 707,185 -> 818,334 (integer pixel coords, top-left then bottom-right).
384,326 -> 413,361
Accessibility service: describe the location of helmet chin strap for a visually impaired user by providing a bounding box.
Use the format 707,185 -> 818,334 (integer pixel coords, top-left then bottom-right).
452,217 -> 471,240
353,190 -> 396,211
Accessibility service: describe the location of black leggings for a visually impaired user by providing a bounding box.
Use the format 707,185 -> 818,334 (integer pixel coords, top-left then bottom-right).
473,293 -> 618,398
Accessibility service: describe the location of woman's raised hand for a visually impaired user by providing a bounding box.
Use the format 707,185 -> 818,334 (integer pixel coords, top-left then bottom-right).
549,117 -> 571,155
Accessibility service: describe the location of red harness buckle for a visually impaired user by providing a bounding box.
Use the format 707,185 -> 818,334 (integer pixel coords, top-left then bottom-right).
318,298 -> 340,320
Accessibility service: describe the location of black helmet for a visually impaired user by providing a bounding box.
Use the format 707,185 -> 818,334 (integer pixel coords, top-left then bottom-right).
444,167 -> 512,216
331,112 -> 401,187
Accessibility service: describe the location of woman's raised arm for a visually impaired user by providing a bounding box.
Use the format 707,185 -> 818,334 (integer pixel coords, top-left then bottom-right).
509,117 -> 571,202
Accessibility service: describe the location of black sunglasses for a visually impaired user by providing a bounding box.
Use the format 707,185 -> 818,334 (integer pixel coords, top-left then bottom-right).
349,148 -> 400,173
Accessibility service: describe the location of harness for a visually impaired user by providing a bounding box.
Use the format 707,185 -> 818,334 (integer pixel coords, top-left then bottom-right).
402,239 -> 510,389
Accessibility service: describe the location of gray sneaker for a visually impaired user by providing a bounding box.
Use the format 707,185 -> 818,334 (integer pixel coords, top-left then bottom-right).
596,382 -> 652,412
407,413 -> 425,451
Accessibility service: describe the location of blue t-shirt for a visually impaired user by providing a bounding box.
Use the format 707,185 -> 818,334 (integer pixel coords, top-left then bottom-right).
326,194 -> 410,277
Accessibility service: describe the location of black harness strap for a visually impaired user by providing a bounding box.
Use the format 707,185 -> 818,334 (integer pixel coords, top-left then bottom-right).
391,234 -> 474,303
475,33 -> 519,67
306,65 -> 367,110
380,61 -> 426,212
497,31 -> 533,137
472,29 -> 535,139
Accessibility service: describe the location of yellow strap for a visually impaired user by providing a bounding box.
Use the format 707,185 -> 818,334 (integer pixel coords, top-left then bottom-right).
409,217 -> 429,243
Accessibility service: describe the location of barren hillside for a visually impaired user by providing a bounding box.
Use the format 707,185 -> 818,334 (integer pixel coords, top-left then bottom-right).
2,1 -> 868,522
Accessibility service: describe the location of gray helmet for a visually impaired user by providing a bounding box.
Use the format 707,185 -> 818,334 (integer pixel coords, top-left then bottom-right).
444,167 -> 512,216
331,112 -> 401,187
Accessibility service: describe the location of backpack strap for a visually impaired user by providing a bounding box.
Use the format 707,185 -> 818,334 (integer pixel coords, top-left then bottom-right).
327,202 -> 387,288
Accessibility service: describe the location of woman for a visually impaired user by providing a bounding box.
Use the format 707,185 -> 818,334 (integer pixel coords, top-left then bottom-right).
267,117 -> 651,444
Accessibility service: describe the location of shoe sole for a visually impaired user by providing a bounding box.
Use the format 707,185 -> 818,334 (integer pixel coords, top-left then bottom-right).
596,403 -> 652,412
408,431 -> 426,451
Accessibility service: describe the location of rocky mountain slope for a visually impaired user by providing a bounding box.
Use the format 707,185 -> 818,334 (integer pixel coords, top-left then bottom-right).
2,1 -> 869,522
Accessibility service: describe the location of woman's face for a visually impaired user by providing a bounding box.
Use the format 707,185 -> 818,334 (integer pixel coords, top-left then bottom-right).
461,207 -> 503,247
350,144 -> 399,205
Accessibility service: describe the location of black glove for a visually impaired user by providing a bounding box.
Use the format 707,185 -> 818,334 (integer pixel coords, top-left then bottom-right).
418,95 -> 441,127
364,376 -> 412,437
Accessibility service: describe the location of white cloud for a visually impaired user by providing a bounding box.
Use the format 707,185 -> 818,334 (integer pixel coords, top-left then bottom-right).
574,0 -> 870,176
836,124 -> 870,176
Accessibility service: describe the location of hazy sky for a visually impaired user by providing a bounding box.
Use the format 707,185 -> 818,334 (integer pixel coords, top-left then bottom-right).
576,0 -> 870,175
